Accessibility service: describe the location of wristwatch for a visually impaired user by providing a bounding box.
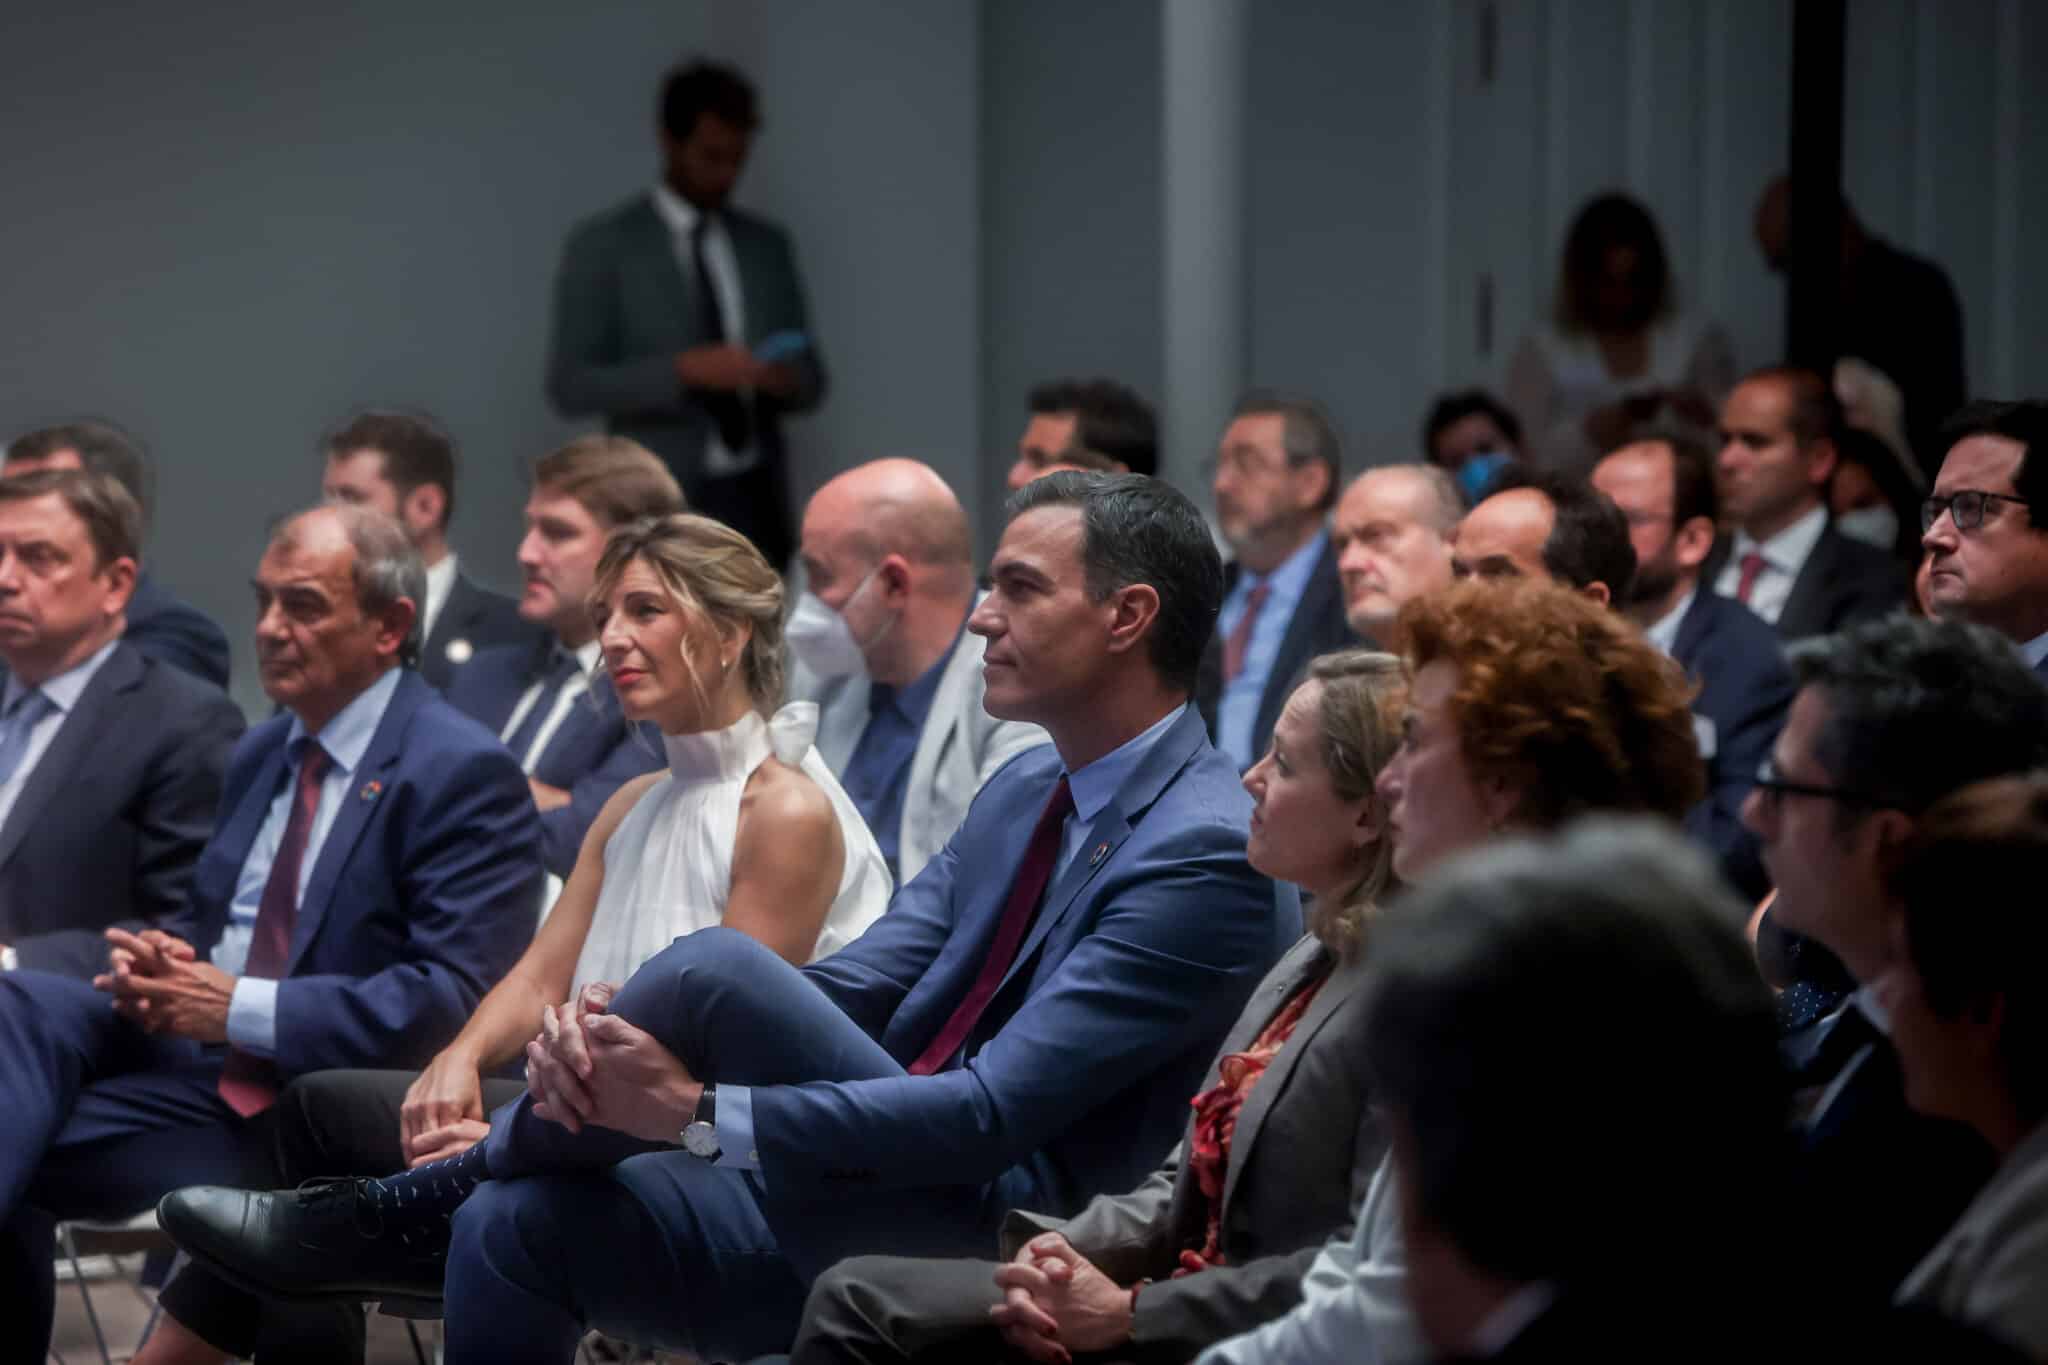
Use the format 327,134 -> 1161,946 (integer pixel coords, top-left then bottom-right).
681,1084 -> 720,1159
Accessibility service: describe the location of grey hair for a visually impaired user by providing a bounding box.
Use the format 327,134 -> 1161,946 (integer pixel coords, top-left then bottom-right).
271,503 -> 427,668
1378,461 -> 1466,532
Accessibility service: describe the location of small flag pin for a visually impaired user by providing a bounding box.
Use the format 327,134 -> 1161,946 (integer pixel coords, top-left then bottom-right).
360,780 -> 383,803
1089,843 -> 1109,868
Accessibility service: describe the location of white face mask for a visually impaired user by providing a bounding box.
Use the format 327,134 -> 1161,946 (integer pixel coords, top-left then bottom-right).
1834,505 -> 1900,551
785,568 -> 886,680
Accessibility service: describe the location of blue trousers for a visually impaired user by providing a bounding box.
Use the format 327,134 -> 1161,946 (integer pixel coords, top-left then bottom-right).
445,928 -> 997,1364
0,970 -> 270,1359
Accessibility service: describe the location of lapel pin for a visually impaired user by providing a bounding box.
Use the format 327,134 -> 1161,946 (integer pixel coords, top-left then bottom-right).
1089,842 -> 1109,868
445,638 -> 474,665
359,780 -> 383,803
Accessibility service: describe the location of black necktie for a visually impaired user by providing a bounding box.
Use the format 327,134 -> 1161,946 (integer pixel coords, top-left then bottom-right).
503,651 -> 582,768
691,216 -> 753,452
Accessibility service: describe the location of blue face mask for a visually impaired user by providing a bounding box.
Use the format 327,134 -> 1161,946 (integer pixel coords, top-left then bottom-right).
1456,450 -> 1516,503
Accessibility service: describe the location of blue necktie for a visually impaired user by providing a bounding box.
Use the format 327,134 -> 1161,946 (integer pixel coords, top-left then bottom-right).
0,689 -> 56,786
502,651 -> 582,768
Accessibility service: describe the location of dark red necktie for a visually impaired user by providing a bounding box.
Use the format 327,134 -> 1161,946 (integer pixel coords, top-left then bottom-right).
1734,551 -> 1768,606
1223,583 -> 1271,681
217,743 -> 330,1118
908,776 -> 1075,1075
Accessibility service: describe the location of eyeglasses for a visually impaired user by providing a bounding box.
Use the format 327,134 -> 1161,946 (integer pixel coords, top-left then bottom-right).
1752,757 -> 1890,808
1920,489 -> 2031,533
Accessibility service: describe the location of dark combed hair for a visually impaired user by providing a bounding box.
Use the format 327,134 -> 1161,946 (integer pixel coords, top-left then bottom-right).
1741,365 -> 1841,446
1231,388 -> 1342,511
1360,820 -> 1786,1289
1003,471 -> 1222,693
660,59 -> 760,140
0,468 -> 142,570
8,419 -> 153,523
1646,427 -> 1720,527
1026,378 -> 1158,478
1938,399 -> 2048,527
323,410 -> 459,529
1786,614 -> 2048,817
1488,466 -> 1637,602
1422,389 -> 1522,460
1557,192 -> 1671,333
1898,774 -> 2048,1124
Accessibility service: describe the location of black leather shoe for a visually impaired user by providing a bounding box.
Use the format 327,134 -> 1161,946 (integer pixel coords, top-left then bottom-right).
158,1179 -> 448,1306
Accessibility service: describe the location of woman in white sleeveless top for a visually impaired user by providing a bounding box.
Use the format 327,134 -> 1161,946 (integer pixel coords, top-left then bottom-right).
394,512 -> 891,1167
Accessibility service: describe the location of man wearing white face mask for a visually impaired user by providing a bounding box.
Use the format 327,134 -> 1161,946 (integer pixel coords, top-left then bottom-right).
790,459 -> 1049,882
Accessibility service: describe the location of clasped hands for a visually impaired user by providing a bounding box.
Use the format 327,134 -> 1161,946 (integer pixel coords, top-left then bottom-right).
525,981 -> 703,1144
989,1233 -> 1134,1364
92,927 -> 236,1043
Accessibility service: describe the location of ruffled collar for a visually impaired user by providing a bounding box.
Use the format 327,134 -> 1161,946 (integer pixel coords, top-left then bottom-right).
661,702 -> 819,786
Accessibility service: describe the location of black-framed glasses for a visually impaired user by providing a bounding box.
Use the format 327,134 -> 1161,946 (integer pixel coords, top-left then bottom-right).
1752,757 -> 1890,808
1920,489 -> 2031,533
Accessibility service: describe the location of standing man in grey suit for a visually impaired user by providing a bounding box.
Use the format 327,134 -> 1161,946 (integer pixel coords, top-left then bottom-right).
321,411 -> 538,689
790,459 -> 1047,885
547,58 -> 824,571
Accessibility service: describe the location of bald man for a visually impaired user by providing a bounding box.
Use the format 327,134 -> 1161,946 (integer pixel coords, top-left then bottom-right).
1451,468 -> 1636,606
1329,464 -> 1460,648
791,459 -> 1048,883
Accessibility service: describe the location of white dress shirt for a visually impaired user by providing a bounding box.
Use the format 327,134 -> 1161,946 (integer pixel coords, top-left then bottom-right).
1643,587 -> 1697,658
1714,503 -> 1828,626
499,640 -> 603,773
2018,628 -> 2048,671
0,637 -> 120,835
419,553 -> 459,643
651,183 -> 756,477
215,667 -> 403,1055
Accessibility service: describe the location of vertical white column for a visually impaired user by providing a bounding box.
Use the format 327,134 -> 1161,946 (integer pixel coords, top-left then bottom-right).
1160,0 -> 1249,496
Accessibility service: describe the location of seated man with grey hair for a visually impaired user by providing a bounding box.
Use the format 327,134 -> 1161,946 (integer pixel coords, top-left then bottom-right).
0,502 -> 546,1362
1327,463 -> 1460,651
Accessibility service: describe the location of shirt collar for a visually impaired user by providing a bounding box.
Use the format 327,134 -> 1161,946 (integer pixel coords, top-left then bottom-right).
1731,502 -> 1828,572
1065,703 -> 1187,826
1236,527 -> 1329,598
6,637 -> 122,714
424,553 -> 459,617
570,639 -> 603,675
1851,982 -> 1893,1037
876,604 -> 972,721
285,666 -> 403,775
652,183 -> 707,236
2019,628 -> 2048,670
1644,587 -> 1697,656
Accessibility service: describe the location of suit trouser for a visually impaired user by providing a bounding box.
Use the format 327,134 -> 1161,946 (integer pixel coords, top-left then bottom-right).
155,1067 -> 528,1362
787,1253 -> 1007,1365
442,927 -> 999,1365
0,971 -> 272,1360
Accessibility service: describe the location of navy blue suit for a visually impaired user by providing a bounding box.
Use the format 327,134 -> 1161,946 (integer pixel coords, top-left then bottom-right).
421,572 -> 543,691
445,705 -> 1296,1362
0,643 -> 245,979
127,570 -> 232,689
445,639 -> 662,877
1670,590 -> 1794,901
0,669 -> 543,1358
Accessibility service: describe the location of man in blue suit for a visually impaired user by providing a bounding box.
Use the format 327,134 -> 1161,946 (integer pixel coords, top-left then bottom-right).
0,469 -> 243,979
445,435 -> 683,877
0,504 -> 544,1360
1596,435 -> 1794,900
5,419 -> 233,688
165,472 -> 1294,1364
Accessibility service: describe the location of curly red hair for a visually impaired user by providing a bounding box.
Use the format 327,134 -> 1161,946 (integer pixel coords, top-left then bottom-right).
1398,578 -> 1705,828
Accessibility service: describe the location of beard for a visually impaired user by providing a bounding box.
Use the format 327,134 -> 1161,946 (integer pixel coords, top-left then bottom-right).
1627,544 -> 1683,610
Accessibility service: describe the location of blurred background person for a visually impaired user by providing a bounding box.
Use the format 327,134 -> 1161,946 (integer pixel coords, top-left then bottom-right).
1830,423 -> 1926,566
1506,192 -> 1735,475
1420,390 -> 1524,506
1006,377 -> 1158,492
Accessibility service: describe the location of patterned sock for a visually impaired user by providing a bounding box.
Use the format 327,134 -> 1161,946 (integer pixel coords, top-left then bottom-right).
362,1143 -> 492,1219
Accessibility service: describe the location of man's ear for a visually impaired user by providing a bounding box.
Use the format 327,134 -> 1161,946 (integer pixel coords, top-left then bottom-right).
1582,581 -> 1612,608
403,483 -> 447,536
378,597 -> 419,662
1673,515 -> 1718,571
1103,582 -> 1162,658
1807,437 -> 1839,489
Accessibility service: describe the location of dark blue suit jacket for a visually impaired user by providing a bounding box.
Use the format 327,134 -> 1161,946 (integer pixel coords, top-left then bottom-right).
445,639 -> 663,877
126,571 -> 231,690
762,705 -> 1297,1226
1671,590 -> 1794,900
169,670 -> 545,1077
0,643 -> 245,979
421,572 -> 542,691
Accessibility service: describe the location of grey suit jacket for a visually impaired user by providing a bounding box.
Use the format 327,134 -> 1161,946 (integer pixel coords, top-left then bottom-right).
1898,1119 -> 2048,1357
546,191 -> 825,487
1000,935 -> 1383,1362
798,598 -> 1049,884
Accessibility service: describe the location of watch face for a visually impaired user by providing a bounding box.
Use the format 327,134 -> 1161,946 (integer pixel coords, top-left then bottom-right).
682,1120 -> 720,1159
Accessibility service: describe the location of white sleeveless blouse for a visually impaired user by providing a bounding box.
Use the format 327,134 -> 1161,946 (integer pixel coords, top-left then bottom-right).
567,702 -> 892,993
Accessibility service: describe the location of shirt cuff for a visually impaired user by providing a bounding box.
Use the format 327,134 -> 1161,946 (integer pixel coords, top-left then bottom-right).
227,977 -> 280,1056
713,1085 -> 762,1173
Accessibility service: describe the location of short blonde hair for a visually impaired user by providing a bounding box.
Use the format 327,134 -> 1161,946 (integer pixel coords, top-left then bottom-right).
591,514 -> 785,714
1303,649 -> 1406,959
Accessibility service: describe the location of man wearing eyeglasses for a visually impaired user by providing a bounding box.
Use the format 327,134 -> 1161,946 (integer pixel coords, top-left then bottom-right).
1921,400 -> 2048,677
1709,367 -> 1908,638
1741,614 -> 2048,1310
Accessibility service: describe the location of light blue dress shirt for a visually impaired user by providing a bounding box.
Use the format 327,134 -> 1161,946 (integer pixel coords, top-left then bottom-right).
216,667 -> 402,1055
715,704 -> 1192,1173
1214,530 -> 1329,770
